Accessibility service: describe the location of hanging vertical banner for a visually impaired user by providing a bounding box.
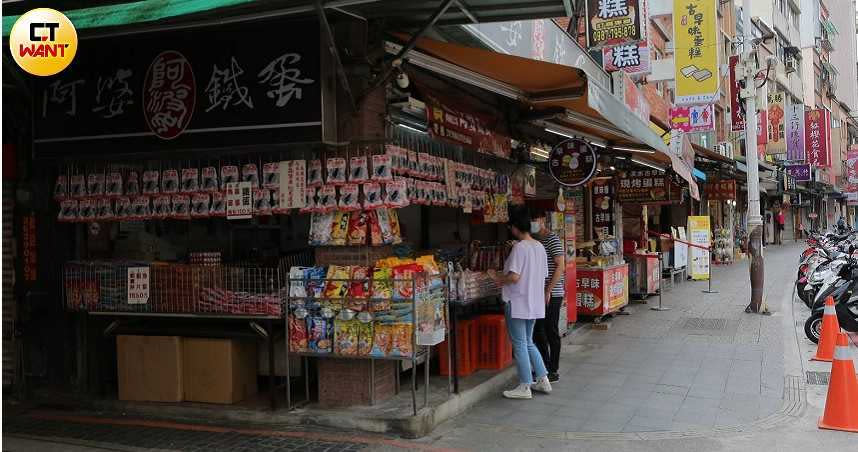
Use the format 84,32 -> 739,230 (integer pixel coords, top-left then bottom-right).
805,109 -> 831,167
846,146 -> 858,194
785,103 -> 806,161
673,0 -> 718,106
766,92 -> 786,154
602,41 -> 652,76
591,178 -> 615,239
687,215 -> 711,281
729,55 -> 745,132
585,0 -> 644,49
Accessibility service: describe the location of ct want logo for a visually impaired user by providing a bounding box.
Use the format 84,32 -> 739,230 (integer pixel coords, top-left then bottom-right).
9,8 -> 77,76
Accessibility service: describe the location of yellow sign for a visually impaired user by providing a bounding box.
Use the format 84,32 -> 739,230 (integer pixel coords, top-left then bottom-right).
9,8 -> 77,76
687,215 -> 711,280
673,0 -> 718,106
766,92 -> 786,154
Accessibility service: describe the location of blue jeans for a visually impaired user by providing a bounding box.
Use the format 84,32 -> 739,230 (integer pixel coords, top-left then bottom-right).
505,303 -> 548,385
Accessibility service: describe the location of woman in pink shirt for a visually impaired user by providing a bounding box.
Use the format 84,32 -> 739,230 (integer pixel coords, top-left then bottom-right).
489,212 -> 552,399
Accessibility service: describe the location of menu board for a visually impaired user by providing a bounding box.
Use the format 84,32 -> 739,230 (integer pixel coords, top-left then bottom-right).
591,179 -> 614,239
616,170 -> 681,203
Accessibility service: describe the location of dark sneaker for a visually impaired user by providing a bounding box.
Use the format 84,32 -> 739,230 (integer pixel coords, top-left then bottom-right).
548,373 -> 560,383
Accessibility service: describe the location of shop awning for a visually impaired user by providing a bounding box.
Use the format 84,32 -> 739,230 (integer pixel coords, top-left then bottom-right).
691,143 -> 733,164
389,35 -> 699,198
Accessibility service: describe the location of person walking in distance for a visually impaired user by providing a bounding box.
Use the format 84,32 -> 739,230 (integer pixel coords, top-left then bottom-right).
530,210 -> 564,383
775,208 -> 785,244
489,211 -> 552,399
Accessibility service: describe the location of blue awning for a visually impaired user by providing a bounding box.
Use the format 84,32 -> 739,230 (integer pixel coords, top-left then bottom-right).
693,168 -> 706,181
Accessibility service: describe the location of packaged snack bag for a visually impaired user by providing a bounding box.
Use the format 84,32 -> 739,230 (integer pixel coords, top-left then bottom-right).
54,175 -> 68,200
181,168 -> 199,193
362,183 -> 383,209
161,169 -> 179,194
316,185 -> 337,212
79,198 -> 96,222
417,152 -> 430,180
299,187 -> 318,214
87,173 -> 105,197
338,184 -> 360,211
405,177 -> 417,203
308,316 -> 332,353
289,266 -> 309,298
253,188 -> 271,216
370,323 -> 394,357
306,266 -> 327,298
270,188 -> 283,214
407,150 -> 418,177
367,210 -> 383,245
329,211 -> 350,246
384,179 -> 408,208
125,171 -> 140,197
220,165 -> 239,189
348,266 -> 370,300
334,319 -> 359,356
308,212 -> 334,245
370,267 -> 393,305
114,197 -> 131,220
142,170 -> 160,195
171,195 -> 191,220
346,210 -> 368,246
241,163 -> 260,188
324,265 -> 351,299
416,255 -> 440,275
190,193 -> 210,218
262,162 -> 280,189
371,154 -> 393,182
201,167 -> 219,192
70,174 -> 86,198
152,195 -> 171,219
376,208 -> 394,244
392,263 -> 424,301
385,145 -> 402,175
307,160 -> 323,187
389,323 -> 414,357
58,200 -> 79,222
105,172 -> 123,197
357,321 -> 374,356
95,198 -> 113,220
388,208 -> 402,244
210,192 -> 226,217
326,157 -> 347,185
349,156 -> 368,183
289,315 -> 308,352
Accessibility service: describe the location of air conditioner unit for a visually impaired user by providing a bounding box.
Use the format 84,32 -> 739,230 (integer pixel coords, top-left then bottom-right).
784,56 -> 797,74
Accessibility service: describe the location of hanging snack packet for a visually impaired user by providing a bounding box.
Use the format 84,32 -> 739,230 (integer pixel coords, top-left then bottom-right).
308,211 -> 334,245
241,163 -> 260,188
367,210 -> 383,245
105,172 -> 123,197
70,174 -> 86,198
376,208 -> 394,244
308,316 -> 332,353
171,194 -> 191,220
392,263 -> 423,301
262,162 -> 280,189
95,198 -> 113,220
151,195 -> 171,219
288,266 -> 309,299
253,188 -> 271,216
87,173 -> 105,197
201,167 -> 218,192
349,266 -> 370,301
389,323 -> 414,357
300,187 -> 318,214
371,154 -> 393,182
220,165 -> 239,189
326,157 -> 347,185
210,192 -> 226,217
362,182 -> 383,209
346,210 -> 368,246
371,267 -> 393,306
334,319 -> 360,356
330,211 -> 350,246
125,171 -> 140,197
370,323 -> 394,357
307,160 -> 323,187
54,175 -> 68,200
404,177 -> 417,203
388,208 -> 402,244
384,179 -> 408,208
417,152 -> 430,180
270,188 -> 284,214
357,322 -> 373,356
191,193 -> 210,218
79,198 -> 96,222
316,185 -> 337,212
114,197 -> 131,220
349,156 -> 368,183
289,315 -> 308,352
142,170 -> 160,195
161,169 -> 179,194
58,200 -> 79,222
306,266 -> 327,298
324,265 -> 351,299
338,184 -> 360,211
181,168 -> 199,193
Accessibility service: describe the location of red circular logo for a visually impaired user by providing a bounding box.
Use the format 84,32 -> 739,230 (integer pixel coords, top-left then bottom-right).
143,50 -> 196,140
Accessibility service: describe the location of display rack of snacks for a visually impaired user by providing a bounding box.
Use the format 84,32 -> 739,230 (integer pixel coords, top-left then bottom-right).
284,255 -> 448,414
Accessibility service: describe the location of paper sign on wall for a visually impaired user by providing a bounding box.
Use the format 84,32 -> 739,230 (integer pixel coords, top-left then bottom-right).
127,267 -> 150,304
226,181 -> 253,220
687,216 -> 711,280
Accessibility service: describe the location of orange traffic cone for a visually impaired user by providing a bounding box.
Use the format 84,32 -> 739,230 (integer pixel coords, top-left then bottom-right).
818,332 -> 858,432
812,297 -> 840,362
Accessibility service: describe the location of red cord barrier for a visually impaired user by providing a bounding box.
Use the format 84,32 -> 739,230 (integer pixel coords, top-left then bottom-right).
647,230 -> 712,251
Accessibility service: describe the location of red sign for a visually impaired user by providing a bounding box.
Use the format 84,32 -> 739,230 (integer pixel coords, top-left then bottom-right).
21,213 -> 37,283
847,146 -> 858,192
703,179 -> 737,201
425,93 -> 511,159
143,50 -> 196,140
805,109 -> 831,167
756,110 -> 767,145
729,55 -> 745,132
576,265 -> 629,316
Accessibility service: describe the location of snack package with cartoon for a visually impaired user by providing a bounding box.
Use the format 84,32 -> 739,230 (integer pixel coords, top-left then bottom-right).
171,195 -> 191,220
308,211 -> 334,245
79,198 -> 96,222
356,321 -> 374,356
334,319 -> 360,356
316,185 -> 337,212
190,193 -> 210,218
362,183 -> 383,209
253,188 -> 271,216
289,266 -> 310,298
307,316 -> 332,353
142,170 -> 160,195
131,196 -> 152,220
201,167 -> 219,192
324,265 -> 351,299
384,180 -> 408,208
220,165 -> 239,189
87,173 -> 105,197
105,172 -> 123,197
96,198 -> 114,221
210,192 -> 226,217
262,162 -> 280,189
370,267 -> 393,310
392,263 -> 424,301
289,315 -> 308,352
370,323 -> 394,357
338,184 -> 360,211
70,174 -> 87,198
389,323 -> 414,358
307,160 -> 323,187
161,169 -> 179,194
367,210 -> 383,245
371,154 -> 393,182
241,163 -> 260,188
326,158 -> 347,185
152,195 -> 171,219
349,156 -> 368,183
348,266 -> 370,309
54,175 -> 68,200
58,200 -> 79,222
346,210 -> 368,246
388,209 -> 402,244
376,208 -> 394,244
125,172 -> 140,197
305,266 -> 328,298
329,211 -> 350,246
114,197 -> 131,220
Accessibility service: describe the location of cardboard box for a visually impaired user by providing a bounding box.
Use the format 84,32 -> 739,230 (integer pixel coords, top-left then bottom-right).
117,335 -> 183,403
182,338 -> 257,404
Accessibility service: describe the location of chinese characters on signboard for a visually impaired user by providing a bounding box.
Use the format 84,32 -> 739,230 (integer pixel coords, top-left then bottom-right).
785,164 -> 811,182
576,265 -> 628,316
846,146 -> 858,199
766,92 -> 786,155
21,214 -> 37,283
805,109 -> 831,167
549,138 -> 598,186
729,55 -> 745,131
226,181 -> 253,219
602,41 -> 652,76
424,93 -> 512,159
669,104 -> 714,133
785,103 -> 805,161
703,179 -> 736,201
586,0 -> 644,48
591,179 -> 614,239
616,170 -> 680,203
673,0 -> 718,105
127,266 -> 150,304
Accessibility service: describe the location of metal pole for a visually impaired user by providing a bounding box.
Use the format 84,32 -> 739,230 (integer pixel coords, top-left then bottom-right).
702,246 -> 718,294
651,253 -> 670,311
741,0 -> 765,313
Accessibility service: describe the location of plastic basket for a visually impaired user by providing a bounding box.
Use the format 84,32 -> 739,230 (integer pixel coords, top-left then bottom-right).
476,314 -> 513,370
438,318 -> 477,377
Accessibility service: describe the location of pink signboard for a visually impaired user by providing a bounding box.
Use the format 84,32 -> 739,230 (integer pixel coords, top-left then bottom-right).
669,105 -> 714,133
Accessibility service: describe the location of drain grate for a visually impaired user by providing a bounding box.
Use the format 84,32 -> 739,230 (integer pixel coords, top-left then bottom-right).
806,371 -> 830,385
682,317 -> 728,330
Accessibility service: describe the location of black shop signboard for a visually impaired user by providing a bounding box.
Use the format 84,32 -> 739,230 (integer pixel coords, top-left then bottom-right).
615,170 -> 682,204
30,20 -> 321,158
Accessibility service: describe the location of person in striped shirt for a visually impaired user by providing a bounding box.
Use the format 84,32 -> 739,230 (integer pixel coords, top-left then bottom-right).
531,210 -> 564,383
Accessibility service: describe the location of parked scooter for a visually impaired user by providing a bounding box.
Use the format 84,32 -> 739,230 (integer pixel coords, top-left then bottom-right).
804,258 -> 858,343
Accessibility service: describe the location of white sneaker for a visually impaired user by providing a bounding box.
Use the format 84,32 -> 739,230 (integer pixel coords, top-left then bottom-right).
503,384 -> 532,399
532,376 -> 552,394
